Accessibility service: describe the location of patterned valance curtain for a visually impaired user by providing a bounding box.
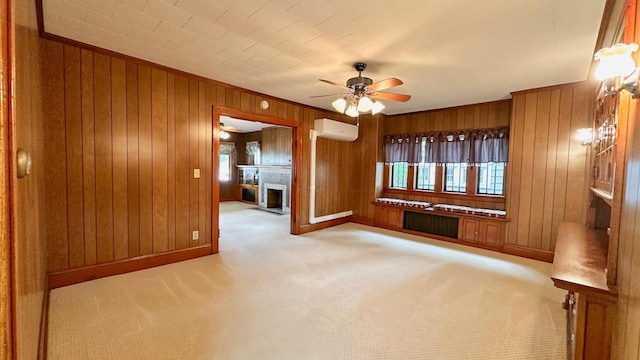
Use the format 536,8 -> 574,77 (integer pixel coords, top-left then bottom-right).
220,142 -> 236,155
384,134 -> 421,164
386,127 -> 509,164
246,141 -> 260,156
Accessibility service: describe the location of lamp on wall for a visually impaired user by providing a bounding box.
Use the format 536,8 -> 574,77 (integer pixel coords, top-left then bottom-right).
576,128 -> 594,146
594,43 -> 640,98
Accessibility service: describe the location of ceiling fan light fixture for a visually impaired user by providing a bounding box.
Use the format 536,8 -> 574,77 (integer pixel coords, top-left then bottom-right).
332,97 -> 347,113
357,96 -> 373,112
220,122 -> 231,139
371,100 -> 385,115
345,103 -> 359,117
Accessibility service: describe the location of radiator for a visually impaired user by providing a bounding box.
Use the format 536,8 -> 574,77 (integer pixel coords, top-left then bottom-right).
403,211 -> 459,239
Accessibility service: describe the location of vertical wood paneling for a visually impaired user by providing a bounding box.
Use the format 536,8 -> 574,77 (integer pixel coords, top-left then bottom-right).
138,65 -> 153,255
81,49 -> 97,266
151,68 -> 168,253
506,84 -> 590,252
45,42 -> 69,271
205,84 -> 215,244
167,74 -> 176,251
64,45 -> 85,268
175,76 -> 190,249
111,58 -> 129,260
126,61 -> 140,258
528,90 -> 551,249
189,79 -> 199,246
93,53 -> 114,264
198,81 -> 207,245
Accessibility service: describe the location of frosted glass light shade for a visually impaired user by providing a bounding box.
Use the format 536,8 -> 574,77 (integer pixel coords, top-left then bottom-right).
357,96 -> 373,112
345,104 -> 359,117
594,43 -> 639,80
576,128 -> 593,145
220,130 -> 231,139
371,100 -> 385,115
332,98 -> 347,113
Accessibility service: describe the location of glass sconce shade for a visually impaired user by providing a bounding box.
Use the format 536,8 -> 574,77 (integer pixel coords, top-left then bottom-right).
332,97 -> 347,113
345,103 -> 359,117
357,96 -> 373,112
594,43 -> 639,80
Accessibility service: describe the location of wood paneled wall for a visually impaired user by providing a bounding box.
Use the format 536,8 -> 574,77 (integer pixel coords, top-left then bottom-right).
41,39 -> 350,273
381,100 -> 511,210
506,83 -> 591,253
13,1 -> 49,358
613,1 -> 640,357
261,127 -> 292,165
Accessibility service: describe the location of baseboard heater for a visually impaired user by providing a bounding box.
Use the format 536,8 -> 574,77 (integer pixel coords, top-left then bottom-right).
403,211 -> 459,239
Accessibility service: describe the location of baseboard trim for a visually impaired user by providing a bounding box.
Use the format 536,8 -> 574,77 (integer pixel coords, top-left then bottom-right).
37,277 -> 49,360
47,245 -> 213,289
503,243 -> 554,263
350,216 -> 374,226
298,216 -> 351,234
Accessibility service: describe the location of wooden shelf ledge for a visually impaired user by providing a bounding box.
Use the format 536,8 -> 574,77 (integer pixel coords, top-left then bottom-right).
551,222 -> 617,298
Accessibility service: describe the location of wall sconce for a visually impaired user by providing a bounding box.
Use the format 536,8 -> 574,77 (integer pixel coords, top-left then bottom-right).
594,43 -> 640,98
576,128 -> 593,146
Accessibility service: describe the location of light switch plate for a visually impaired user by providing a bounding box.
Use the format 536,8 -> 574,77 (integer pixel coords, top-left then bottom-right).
192,230 -> 199,240
194,168 -> 200,178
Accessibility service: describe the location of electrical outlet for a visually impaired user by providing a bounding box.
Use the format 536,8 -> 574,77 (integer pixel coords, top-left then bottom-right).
192,230 -> 199,240
194,168 -> 200,178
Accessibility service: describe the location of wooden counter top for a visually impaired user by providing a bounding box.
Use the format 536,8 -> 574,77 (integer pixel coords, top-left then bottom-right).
551,222 -> 617,297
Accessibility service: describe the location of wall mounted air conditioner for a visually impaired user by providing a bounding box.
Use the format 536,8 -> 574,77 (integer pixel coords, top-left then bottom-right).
314,118 -> 358,141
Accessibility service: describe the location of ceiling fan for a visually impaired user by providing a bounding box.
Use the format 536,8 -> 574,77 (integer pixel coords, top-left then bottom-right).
312,62 -> 411,117
219,122 -> 240,139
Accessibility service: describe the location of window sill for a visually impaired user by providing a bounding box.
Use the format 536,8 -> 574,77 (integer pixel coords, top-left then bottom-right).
383,188 -> 505,203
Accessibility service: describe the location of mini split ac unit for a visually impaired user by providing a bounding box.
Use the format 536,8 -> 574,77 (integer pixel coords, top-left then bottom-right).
314,118 -> 358,141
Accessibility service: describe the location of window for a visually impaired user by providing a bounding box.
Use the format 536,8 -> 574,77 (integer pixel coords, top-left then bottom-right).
390,162 -> 408,188
416,163 -> 436,190
219,154 -> 231,181
477,162 -> 505,195
444,163 -> 467,192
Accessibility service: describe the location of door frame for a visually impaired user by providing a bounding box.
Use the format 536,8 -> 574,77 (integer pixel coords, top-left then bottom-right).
1,0 -> 15,357
211,106 -> 302,253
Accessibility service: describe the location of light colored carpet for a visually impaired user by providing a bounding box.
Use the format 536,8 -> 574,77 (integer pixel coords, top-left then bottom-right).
47,201 -> 566,359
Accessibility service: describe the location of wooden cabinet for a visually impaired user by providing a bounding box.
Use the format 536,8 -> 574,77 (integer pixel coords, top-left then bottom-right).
459,218 -> 504,249
374,206 -> 402,229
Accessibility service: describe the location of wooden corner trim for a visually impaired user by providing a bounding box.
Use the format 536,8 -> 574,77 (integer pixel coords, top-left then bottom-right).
37,277 -> 49,360
502,243 -> 554,263
47,245 -> 213,289
298,217 -> 352,234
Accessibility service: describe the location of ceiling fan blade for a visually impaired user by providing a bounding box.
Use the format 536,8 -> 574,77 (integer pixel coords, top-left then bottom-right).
369,92 -> 412,102
319,79 -> 350,91
367,78 -> 403,92
309,93 -> 348,98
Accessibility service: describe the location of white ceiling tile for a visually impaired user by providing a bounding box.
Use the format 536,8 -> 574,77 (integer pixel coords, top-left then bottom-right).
67,0 -> 117,16
244,57 -> 277,72
215,9 -> 261,36
154,21 -> 197,43
45,23 -> 82,41
279,21 -> 321,44
182,16 -> 227,40
269,53 -> 301,68
273,40 -> 308,58
163,39 -> 200,57
113,4 -> 160,32
43,0 -> 86,24
287,0 -> 338,26
312,13 -> 357,39
85,10 -> 132,36
267,0 -> 300,10
217,47 -> 253,63
174,0 -> 226,24
250,3 -> 297,32
142,0 -> 192,27
244,43 -> 280,60
216,0 -> 268,17
128,26 -> 170,46
247,26 -> 287,48
216,31 -> 257,51
114,0 -> 147,11
189,36 -> 225,53
194,50 -> 226,66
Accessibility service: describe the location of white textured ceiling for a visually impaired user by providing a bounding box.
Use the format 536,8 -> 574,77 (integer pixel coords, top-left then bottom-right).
41,0 -> 607,115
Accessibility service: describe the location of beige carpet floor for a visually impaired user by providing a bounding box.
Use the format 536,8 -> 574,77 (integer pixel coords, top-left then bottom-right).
47,201 -> 567,359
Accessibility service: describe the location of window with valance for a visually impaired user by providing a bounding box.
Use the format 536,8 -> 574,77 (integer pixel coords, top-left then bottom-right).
219,142 -> 236,182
